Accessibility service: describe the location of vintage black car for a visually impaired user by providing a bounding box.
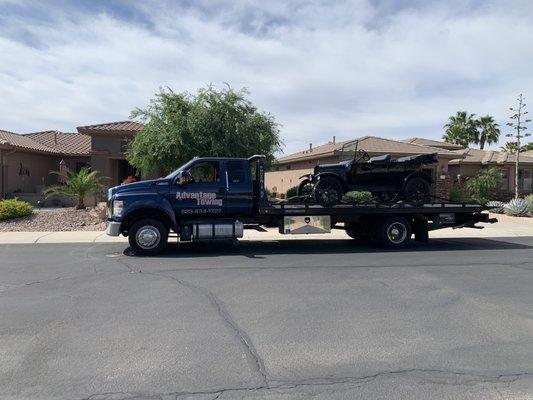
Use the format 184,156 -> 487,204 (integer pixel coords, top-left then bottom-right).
297,140 -> 438,205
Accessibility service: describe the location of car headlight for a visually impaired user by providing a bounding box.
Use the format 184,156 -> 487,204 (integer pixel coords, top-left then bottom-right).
112,200 -> 124,217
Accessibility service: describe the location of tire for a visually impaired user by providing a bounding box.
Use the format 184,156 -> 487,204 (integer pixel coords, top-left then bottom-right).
345,222 -> 366,241
314,177 -> 343,205
378,217 -> 412,248
128,218 -> 169,255
297,179 -> 314,202
403,177 -> 431,203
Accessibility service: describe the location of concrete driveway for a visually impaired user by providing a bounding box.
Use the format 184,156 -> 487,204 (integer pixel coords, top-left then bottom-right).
1,237 -> 532,399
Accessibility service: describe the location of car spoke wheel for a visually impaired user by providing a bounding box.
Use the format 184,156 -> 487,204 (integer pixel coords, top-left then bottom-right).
404,177 -> 430,203
314,177 -> 343,205
297,179 -> 314,202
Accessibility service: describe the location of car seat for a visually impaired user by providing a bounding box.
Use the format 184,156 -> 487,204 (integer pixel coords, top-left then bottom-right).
368,154 -> 391,163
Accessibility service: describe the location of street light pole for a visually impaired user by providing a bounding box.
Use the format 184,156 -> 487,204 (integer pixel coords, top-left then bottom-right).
506,94 -> 531,199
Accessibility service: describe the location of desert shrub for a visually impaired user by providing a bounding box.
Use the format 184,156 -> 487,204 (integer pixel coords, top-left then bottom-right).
449,184 -> 470,203
504,198 -> 529,217
525,194 -> 533,214
486,200 -> 504,213
342,191 -> 373,203
286,186 -> 299,199
464,168 -> 503,205
0,199 -> 33,221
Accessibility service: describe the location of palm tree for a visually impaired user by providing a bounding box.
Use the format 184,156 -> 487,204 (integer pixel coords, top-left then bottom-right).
501,142 -> 518,154
44,167 -> 107,209
476,115 -> 500,150
443,111 -> 478,147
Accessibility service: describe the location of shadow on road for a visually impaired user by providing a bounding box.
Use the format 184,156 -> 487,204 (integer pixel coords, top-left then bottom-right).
124,236 -> 533,258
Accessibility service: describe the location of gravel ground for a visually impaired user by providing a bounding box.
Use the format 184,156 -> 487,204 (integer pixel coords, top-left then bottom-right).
0,206 -> 107,232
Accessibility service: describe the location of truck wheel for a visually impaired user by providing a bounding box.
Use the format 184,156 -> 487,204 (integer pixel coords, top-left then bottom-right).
128,218 -> 168,256
314,177 -> 343,205
378,217 -> 412,248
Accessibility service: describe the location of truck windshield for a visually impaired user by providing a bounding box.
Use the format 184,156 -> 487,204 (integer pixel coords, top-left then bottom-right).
164,159 -> 197,179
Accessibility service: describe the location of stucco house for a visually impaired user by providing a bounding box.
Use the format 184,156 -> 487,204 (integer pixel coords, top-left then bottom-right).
0,121 -> 142,204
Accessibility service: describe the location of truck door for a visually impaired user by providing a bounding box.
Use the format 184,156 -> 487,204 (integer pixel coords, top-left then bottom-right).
170,160 -> 226,218
225,160 -> 253,217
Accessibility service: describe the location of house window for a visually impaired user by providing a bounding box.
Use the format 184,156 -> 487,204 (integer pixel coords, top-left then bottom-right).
286,164 -> 291,170
518,168 -> 532,191
500,168 -> 509,191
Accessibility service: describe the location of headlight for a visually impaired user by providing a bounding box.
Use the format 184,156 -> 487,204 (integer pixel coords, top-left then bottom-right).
112,200 -> 124,217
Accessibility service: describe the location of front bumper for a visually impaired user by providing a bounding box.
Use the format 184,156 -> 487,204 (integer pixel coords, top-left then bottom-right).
106,221 -> 122,236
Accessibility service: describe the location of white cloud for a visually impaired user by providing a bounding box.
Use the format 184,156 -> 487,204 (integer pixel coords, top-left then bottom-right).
0,0 -> 532,154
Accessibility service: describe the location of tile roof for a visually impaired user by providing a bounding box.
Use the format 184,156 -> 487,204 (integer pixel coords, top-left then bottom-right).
449,148 -> 533,165
0,129 -> 91,156
25,131 -> 91,155
402,137 -> 464,150
77,120 -> 142,135
522,149 -> 533,157
0,129 -> 58,154
276,136 -> 458,164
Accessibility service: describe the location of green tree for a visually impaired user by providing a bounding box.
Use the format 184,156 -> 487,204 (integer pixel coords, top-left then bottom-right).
127,86 -> 282,175
476,115 -> 500,150
520,142 -> 533,152
443,111 -> 478,147
44,167 -> 107,209
464,167 -> 503,204
501,142 -> 518,154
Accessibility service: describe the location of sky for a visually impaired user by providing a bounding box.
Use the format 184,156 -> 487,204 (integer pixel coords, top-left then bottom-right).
1,0 -> 532,155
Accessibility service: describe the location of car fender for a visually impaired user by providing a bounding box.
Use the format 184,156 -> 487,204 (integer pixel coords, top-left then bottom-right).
117,193 -> 177,230
402,171 -> 433,190
299,173 -> 315,181
315,172 -> 347,190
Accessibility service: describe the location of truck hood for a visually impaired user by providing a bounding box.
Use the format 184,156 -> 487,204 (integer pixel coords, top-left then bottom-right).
108,179 -> 169,199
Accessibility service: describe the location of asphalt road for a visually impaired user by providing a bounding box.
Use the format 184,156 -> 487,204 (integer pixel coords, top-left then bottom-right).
1,236 -> 532,399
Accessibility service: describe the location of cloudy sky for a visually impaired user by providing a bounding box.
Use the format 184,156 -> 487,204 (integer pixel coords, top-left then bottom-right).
1,0 -> 532,155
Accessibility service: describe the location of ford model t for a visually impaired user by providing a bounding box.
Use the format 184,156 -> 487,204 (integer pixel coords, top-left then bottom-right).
297,140 -> 438,205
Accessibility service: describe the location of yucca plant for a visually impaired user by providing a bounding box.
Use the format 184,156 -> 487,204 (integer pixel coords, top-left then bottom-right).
44,167 -> 108,209
504,198 -> 529,217
525,194 -> 533,214
486,200 -> 504,214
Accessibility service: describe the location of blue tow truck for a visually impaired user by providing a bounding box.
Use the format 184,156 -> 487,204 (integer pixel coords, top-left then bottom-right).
106,155 -> 496,255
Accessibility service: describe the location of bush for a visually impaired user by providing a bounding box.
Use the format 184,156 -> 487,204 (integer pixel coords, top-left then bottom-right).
342,191 -> 373,203
449,184 -> 469,203
286,186 -> 299,199
0,199 -> 33,221
464,168 -> 503,205
504,198 -> 529,217
525,194 -> 533,214
486,200 -> 504,214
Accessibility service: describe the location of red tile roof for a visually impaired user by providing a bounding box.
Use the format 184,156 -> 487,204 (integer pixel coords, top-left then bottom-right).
77,120 -> 142,135
25,131 -> 91,155
0,129 -> 58,154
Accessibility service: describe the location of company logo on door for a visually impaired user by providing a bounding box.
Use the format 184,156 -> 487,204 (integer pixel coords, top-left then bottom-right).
176,191 -> 223,206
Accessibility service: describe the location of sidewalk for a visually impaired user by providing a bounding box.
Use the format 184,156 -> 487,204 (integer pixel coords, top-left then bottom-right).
0,214 -> 530,244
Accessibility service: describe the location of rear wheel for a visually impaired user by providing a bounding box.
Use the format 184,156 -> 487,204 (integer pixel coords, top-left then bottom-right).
314,177 -> 343,205
345,222 -> 364,241
378,217 -> 412,248
404,177 -> 430,203
128,218 -> 168,255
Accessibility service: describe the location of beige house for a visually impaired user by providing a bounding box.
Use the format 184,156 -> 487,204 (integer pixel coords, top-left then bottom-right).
266,136 -> 459,198
0,121 -> 143,204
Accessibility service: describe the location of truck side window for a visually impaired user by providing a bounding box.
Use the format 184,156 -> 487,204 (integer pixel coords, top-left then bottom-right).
227,161 -> 245,183
189,161 -> 220,183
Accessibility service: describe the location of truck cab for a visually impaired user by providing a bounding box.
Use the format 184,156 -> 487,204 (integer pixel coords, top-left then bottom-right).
106,155 -> 267,254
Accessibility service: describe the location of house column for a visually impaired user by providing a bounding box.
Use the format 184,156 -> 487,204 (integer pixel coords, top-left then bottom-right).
435,172 -> 452,200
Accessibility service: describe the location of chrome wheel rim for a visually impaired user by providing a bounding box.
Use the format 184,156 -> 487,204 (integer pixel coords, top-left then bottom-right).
136,226 -> 161,249
387,222 -> 407,244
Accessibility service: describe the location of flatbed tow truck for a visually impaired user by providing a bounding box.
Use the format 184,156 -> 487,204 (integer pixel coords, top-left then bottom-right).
106,155 -> 497,255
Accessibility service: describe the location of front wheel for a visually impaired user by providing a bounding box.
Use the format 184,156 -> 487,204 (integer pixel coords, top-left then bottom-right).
128,218 -> 169,255
314,177 -> 343,205
297,179 -> 314,202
